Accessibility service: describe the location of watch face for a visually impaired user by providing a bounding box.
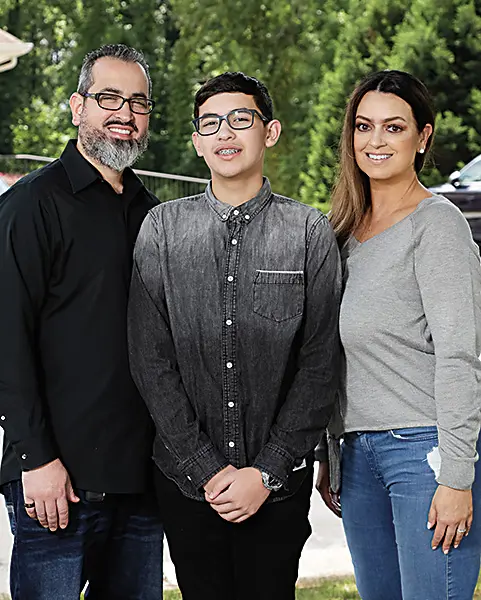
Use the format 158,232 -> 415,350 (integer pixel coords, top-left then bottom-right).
262,471 -> 282,491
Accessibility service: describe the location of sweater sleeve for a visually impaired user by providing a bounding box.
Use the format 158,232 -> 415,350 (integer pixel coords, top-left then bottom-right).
413,198 -> 481,489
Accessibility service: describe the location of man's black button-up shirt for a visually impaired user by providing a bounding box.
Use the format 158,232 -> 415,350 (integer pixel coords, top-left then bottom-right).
0,140 -> 158,493
128,178 -> 341,501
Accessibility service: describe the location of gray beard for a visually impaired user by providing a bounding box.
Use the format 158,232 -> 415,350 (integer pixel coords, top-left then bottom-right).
78,119 -> 149,172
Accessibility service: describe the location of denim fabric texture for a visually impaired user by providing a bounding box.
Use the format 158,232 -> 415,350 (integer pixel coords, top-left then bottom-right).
3,479 -> 164,600
128,178 -> 341,500
341,428 -> 481,600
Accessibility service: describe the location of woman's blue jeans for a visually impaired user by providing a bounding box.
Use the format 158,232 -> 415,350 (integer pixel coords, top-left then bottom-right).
341,427 -> 481,600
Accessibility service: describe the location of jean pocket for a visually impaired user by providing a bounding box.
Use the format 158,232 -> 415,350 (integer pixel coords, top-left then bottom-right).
390,426 -> 438,442
253,270 -> 304,322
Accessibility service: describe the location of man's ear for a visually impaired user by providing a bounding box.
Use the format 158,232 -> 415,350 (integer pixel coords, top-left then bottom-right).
264,120 -> 282,148
69,92 -> 84,127
192,132 -> 204,157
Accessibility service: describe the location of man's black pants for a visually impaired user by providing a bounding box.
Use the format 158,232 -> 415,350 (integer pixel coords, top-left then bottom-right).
155,467 -> 313,600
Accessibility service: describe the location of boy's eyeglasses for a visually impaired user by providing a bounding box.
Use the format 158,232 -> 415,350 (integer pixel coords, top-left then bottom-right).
192,108 -> 269,136
81,92 -> 155,115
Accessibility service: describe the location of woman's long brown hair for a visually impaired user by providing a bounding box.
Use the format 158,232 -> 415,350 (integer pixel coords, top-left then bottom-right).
329,70 -> 435,247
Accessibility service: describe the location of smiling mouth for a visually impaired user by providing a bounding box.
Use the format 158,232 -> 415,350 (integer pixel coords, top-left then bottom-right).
107,126 -> 132,135
366,153 -> 392,161
216,148 -> 241,156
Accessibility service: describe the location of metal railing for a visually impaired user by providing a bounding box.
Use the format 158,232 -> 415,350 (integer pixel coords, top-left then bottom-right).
0,154 -> 209,201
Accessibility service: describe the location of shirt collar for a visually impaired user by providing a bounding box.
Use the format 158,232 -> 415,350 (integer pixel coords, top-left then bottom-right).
205,177 -> 273,223
59,139 -> 143,199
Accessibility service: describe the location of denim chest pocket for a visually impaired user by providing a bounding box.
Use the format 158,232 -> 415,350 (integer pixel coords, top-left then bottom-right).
253,270 -> 304,322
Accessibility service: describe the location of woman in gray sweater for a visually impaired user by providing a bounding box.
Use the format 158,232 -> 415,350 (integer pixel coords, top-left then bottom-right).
317,70 -> 481,599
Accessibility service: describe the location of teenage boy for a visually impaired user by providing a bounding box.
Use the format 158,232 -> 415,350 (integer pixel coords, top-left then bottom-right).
128,71 -> 341,600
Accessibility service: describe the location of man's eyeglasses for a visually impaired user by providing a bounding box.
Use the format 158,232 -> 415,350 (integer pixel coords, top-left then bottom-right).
81,92 -> 155,115
192,108 -> 269,136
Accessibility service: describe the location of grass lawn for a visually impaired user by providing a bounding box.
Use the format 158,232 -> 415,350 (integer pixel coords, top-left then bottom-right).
295,578 -> 360,599
160,574 -> 481,600
7,574 -> 481,600
159,579 -> 360,599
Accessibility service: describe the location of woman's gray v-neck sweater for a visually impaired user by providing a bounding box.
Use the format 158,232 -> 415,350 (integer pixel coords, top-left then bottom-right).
333,195 -> 481,489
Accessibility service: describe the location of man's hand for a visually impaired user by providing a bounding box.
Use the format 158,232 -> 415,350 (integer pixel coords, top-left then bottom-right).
206,467 -> 270,523
428,484 -> 473,553
22,458 -> 79,531
315,461 -> 341,517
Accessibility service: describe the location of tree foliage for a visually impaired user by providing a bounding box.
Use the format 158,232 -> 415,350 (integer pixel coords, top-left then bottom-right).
302,0 -> 481,203
1,0 -> 480,205
388,0 -> 481,185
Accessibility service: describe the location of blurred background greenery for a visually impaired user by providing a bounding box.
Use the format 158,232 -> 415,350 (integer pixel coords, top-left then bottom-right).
1,0 -> 481,208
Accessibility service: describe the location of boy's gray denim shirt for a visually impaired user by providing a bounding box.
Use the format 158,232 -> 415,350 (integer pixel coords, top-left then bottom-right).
128,178 -> 341,501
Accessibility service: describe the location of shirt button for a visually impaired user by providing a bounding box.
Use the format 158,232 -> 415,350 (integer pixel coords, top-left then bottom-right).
226,319 -> 232,326
0,415 -> 5,421
227,275 -> 234,282
21,454 -> 27,460
228,402 -> 235,408
233,209 -> 239,216
245,214 -> 250,220
222,214 -> 228,220
228,441 -> 235,448
226,362 -> 233,369
231,239 -> 238,245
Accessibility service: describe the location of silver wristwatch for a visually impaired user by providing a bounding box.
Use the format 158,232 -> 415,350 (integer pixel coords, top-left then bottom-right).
259,470 -> 283,492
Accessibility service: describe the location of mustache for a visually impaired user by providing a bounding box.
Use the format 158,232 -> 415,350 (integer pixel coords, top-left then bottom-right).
103,119 -> 138,133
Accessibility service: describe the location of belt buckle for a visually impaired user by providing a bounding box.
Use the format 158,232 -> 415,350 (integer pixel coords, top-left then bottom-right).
84,491 -> 106,502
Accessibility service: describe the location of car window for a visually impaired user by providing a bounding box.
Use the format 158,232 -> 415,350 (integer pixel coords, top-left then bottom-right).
459,160 -> 481,183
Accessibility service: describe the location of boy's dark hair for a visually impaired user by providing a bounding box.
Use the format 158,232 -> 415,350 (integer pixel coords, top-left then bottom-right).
77,44 -> 152,96
193,72 -> 273,121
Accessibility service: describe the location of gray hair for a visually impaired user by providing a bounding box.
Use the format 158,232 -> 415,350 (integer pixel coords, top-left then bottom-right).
77,44 -> 152,97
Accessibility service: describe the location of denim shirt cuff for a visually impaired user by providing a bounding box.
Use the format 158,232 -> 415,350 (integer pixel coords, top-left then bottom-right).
314,431 -> 328,462
437,448 -> 477,490
253,442 -> 295,485
179,443 -> 229,489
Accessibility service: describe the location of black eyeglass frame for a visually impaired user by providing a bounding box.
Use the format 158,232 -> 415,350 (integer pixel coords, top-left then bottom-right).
80,92 -> 156,114
192,108 -> 269,136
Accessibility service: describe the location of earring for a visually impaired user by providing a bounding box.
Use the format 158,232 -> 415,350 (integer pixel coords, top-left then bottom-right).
418,148 -> 425,154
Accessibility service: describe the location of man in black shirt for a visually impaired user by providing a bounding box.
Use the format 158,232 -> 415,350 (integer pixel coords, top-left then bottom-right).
128,72 -> 341,600
0,44 -> 163,599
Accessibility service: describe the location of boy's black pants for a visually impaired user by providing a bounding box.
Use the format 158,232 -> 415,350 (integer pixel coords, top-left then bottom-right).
155,467 -> 313,600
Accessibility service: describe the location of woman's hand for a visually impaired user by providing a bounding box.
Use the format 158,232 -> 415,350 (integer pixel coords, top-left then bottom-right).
315,461 -> 341,517
428,484 -> 472,553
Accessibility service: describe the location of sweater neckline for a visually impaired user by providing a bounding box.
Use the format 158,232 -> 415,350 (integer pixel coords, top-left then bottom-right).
349,194 -> 435,250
